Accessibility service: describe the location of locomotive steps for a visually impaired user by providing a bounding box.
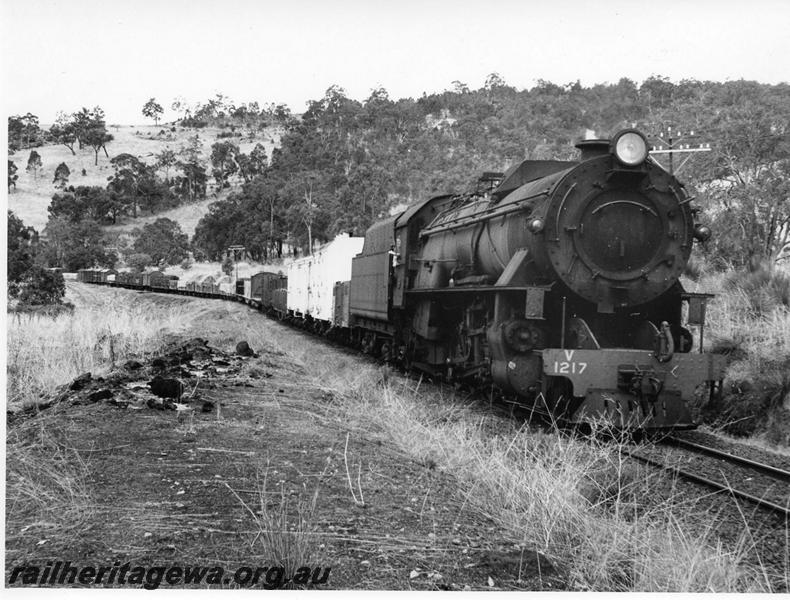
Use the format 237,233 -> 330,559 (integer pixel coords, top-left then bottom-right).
5,282 -> 787,591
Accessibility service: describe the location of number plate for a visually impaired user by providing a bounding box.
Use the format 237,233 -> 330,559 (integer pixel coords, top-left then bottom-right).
546,350 -> 587,375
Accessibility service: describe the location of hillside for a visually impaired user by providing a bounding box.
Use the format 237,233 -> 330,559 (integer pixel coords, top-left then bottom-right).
189,79 -> 790,267
7,123 -> 281,234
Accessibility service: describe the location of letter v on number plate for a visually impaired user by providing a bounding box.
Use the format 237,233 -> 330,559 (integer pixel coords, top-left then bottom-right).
564,350 -> 575,360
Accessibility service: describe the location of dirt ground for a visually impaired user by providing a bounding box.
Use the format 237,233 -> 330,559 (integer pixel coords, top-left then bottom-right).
6,290 -> 558,590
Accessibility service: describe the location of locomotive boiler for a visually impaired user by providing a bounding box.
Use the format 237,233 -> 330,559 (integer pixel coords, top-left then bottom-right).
349,129 -> 725,429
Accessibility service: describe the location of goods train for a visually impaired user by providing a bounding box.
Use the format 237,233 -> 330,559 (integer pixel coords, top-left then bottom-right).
88,129 -> 726,430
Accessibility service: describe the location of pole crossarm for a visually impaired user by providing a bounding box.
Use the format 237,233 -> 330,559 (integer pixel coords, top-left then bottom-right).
650,148 -> 711,155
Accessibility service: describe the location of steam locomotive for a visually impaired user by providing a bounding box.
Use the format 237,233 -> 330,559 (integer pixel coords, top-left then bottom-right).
96,128 -> 725,430
346,128 -> 725,429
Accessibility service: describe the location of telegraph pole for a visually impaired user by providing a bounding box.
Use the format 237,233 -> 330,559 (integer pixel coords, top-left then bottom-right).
649,126 -> 712,175
228,245 -> 245,282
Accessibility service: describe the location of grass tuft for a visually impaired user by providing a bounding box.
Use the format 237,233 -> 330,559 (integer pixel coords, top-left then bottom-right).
227,467 -> 322,588
6,414 -> 95,546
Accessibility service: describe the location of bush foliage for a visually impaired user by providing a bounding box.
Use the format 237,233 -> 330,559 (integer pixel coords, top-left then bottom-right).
191,78 -> 790,266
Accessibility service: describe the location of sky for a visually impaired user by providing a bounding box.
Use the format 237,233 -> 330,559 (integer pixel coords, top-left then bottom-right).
2,0 -> 789,124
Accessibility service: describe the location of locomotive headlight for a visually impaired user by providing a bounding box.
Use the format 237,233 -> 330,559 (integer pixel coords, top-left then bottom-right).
612,130 -> 648,166
693,224 -> 712,242
527,217 -> 545,233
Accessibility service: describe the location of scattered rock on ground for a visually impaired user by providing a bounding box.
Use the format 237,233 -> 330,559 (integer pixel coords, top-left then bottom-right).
235,341 -> 256,357
86,389 -> 113,402
149,376 -> 185,400
9,338 -> 258,419
69,372 -> 92,391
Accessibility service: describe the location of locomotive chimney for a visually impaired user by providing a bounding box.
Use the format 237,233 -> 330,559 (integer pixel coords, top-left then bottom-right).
575,139 -> 610,161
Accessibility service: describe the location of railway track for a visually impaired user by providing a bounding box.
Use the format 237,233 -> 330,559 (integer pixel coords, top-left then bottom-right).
90,281 -> 790,521
626,436 -> 790,519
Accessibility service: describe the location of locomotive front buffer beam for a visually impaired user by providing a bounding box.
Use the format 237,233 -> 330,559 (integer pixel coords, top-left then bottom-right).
541,348 -> 727,429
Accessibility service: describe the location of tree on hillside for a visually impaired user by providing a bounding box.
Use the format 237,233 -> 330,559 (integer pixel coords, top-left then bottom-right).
70,106 -> 112,164
108,153 -> 149,218
8,160 -> 18,192
83,121 -> 113,165
49,112 -> 79,155
180,133 -> 203,163
331,161 -> 391,235
132,218 -> 190,265
136,174 -> 177,215
8,113 -> 43,151
705,161 -> 790,267
7,211 -> 39,298
126,253 -> 152,272
8,211 -> 66,305
192,171 -> 287,261
49,186 -> 115,223
192,195 -> 245,260
8,116 -> 25,152
26,150 -> 42,180
71,107 -> 93,149
639,75 -> 677,112
256,176 -> 287,259
19,266 -> 66,305
696,88 -> 790,267
210,141 -> 240,189
236,142 -> 268,182
155,148 -> 177,182
175,135 -> 208,202
175,162 -> 208,202
269,103 -> 293,124
171,96 -> 191,121
108,154 -> 175,218
484,72 -> 508,91
283,173 -> 324,254
235,153 -> 253,183
142,98 -> 164,126
53,162 -> 70,189
41,217 -> 115,270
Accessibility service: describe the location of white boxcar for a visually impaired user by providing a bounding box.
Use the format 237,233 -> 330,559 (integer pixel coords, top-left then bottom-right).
287,233 -> 364,322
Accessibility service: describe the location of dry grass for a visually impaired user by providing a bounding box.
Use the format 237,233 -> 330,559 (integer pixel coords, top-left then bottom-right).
6,287 -> 197,410
103,197 -> 219,238
6,413 -> 95,547
685,268 -> 790,368
260,332 -> 778,592
226,466 -> 323,588
685,268 -> 790,444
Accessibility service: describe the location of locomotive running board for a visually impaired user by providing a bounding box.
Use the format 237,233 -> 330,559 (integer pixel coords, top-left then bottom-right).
407,285 -> 541,294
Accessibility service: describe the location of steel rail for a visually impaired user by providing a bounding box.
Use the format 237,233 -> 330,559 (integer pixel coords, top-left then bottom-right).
663,435 -> 790,482
625,450 -> 790,519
